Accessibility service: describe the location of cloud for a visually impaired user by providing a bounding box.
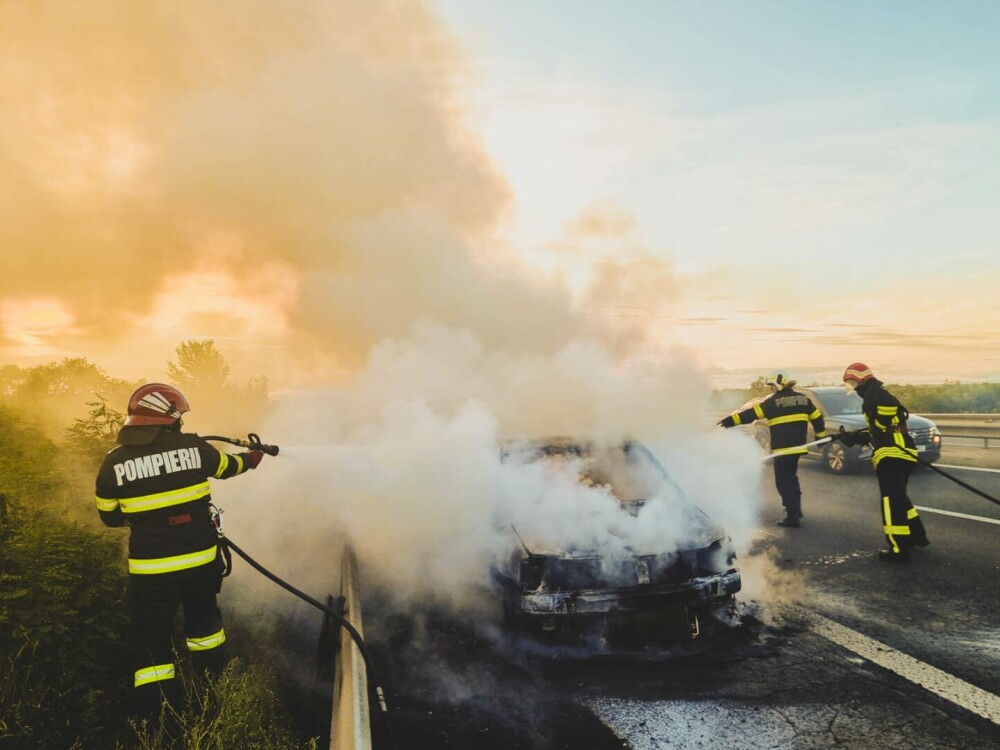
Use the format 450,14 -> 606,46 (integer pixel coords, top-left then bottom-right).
0,0 -> 593,380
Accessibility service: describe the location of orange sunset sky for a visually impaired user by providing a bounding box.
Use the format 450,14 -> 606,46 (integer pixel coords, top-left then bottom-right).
2,1 -> 999,389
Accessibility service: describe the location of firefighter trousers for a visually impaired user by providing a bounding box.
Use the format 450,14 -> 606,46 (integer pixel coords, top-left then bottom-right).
875,458 -> 929,555
772,454 -> 802,519
128,555 -> 228,716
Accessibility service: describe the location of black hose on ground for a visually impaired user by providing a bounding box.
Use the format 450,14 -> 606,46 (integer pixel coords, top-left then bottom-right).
917,457 -> 1000,508
221,536 -> 398,750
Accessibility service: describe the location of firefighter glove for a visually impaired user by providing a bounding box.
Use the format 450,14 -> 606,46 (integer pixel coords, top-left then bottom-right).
837,427 -> 868,447
247,450 -> 264,469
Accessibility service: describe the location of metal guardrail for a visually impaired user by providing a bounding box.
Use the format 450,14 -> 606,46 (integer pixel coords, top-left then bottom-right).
922,413 -> 1000,421
931,416 -> 1000,448
330,545 -> 372,750
940,434 -> 1000,449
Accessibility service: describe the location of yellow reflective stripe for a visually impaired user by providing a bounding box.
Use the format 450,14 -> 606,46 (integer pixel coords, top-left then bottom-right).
119,482 -> 211,514
96,496 -> 119,512
884,525 -> 911,535
753,404 -> 765,419
883,497 -> 899,553
730,412 -> 743,426
877,406 -> 898,416
815,431 -> 828,438
186,628 -> 226,652
873,447 -> 917,464
233,454 -> 244,473
214,452 -> 230,478
808,408 -> 823,420
907,508 -> 919,519
135,663 -> 175,687
128,545 -> 218,575
767,413 -> 808,426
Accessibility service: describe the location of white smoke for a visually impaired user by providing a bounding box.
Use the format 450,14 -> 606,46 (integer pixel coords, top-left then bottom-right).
214,323 -> 766,615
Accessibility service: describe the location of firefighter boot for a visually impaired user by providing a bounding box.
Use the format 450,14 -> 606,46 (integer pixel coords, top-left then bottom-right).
777,498 -> 802,526
877,549 -> 911,562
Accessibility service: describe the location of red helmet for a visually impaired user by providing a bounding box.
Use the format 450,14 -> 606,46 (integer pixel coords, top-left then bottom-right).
842,362 -> 874,384
124,383 -> 190,426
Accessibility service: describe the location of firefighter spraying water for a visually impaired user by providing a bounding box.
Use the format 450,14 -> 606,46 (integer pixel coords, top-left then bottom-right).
94,384 -> 396,740
95,383 -> 271,720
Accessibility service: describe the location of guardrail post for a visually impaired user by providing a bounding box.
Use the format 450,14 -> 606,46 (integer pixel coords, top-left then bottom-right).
329,545 -> 372,750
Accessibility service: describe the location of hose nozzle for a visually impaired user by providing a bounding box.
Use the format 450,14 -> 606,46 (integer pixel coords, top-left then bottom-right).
247,432 -> 280,456
203,432 -> 280,455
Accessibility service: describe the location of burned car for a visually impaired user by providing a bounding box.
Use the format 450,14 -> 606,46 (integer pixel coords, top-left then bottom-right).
491,438 -> 741,650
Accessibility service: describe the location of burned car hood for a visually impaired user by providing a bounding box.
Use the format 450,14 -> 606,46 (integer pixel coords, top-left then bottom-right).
516,496 -> 727,560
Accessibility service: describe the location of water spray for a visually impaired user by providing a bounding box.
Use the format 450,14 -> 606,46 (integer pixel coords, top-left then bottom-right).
202,432 -> 398,748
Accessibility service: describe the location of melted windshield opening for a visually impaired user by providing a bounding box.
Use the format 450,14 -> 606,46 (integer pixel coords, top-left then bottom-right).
502,441 -> 670,504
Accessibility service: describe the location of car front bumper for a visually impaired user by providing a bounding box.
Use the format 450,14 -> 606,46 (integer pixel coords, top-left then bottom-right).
518,569 -> 742,616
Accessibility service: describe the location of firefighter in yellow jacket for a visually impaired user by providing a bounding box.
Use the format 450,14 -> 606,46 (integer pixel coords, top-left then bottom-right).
718,370 -> 826,527
95,383 -> 266,717
839,363 -> 930,561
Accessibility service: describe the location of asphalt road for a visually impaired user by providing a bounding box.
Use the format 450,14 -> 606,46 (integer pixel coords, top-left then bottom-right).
370,446 -> 1000,749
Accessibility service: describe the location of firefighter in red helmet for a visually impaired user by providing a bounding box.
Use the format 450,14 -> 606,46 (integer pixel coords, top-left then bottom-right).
839,363 -> 930,561
95,383 -> 267,718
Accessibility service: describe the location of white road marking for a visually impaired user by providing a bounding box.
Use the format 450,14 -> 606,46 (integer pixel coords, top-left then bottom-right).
935,463 -> 1000,474
798,607 -> 1000,726
915,506 -> 1000,526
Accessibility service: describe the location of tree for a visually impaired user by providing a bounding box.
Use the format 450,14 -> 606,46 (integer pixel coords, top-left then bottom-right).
1,359 -> 134,437
167,340 -> 231,391
164,340 -> 269,433
65,397 -> 125,470
747,376 -> 772,398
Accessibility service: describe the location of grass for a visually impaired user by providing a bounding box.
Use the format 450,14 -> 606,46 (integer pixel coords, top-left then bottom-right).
126,659 -> 318,750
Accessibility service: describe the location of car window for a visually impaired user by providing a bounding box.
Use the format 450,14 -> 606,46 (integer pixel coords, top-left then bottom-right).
809,389 -> 863,416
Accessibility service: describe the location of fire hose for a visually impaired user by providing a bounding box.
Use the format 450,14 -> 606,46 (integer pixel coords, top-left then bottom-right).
204,435 -> 398,750
202,432 -> 280,456
760,436 -> 833,461
916,458 -> 1000,508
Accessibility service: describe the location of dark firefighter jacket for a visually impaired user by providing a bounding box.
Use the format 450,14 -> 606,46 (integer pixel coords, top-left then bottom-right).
96,428 -> 255,575
854,378 -> 918,467
721,387 -> 827,455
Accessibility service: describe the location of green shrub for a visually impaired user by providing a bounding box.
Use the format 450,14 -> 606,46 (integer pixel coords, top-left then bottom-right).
127,659 -> 317,750
0,494 -> 131,748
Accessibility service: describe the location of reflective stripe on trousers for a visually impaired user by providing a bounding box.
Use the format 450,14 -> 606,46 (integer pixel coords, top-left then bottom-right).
135,663 -> 175,688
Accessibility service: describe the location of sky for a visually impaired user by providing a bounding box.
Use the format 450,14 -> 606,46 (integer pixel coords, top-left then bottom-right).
438,0 -> 1000,384
1,1 -> 998,387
